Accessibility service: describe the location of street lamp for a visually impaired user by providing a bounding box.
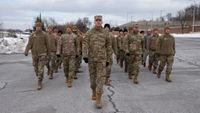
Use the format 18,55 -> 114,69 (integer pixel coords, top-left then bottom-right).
189,0 -> 197,32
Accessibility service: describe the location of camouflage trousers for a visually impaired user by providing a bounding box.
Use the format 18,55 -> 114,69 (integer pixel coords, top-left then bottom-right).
149,51 -> 159,69
119,50 -> 125,68
124,55 -> 129,72
158,55 -> 174,75
89,61 -> 106,93
106,60 -> 113,79
63,55 -> 76,81
75,55 -> 82,71
143,49 -> 149,64
55,55 -> 62,70
49,52 -> 57,74
128,55 -> 141,79
32,55 -> 47,81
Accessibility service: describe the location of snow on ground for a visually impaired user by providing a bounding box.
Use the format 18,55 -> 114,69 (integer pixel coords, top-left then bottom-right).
0,33 -> 29,54
172,32 -> 200,38
0,32 -> 200,54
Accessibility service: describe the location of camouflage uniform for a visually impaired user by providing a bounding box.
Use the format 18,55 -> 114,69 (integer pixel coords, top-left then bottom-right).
157,33 -> 175,82
125,32 -> 143,83
25,30 -> 50,85
57,32 -> 77,86
47,32 -> 58,78
83,27 -> 112,94
143,34 -> 151,67
75,31 -> 83,72
148,34 -> 160,73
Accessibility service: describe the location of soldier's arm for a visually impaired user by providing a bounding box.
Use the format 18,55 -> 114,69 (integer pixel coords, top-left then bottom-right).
24,34 -> 33,56
106,33 -> 112,63
74,35 -> 79,56
56,36 -> 62,55
173,37 -> 176,55
82,31 -> 89,58
44,33 -> 50,55
124,35 -> 129,54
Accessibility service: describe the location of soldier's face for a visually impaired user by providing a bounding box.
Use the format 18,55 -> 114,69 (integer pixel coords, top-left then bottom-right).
36,26 -> 42,31
154,30 -> 159,34
165,29 -> 170,34
104,27 -> 110,32
66,27 -> 72,33
94,19 -> 103,28
48,28 -> 53,33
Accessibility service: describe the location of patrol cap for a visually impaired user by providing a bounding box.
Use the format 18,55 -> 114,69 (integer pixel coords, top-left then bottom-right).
66,23 -> 73,29
128,26 -> 133,31
164,27 -> 170,30
35,21 -> 42,27
48,25 -> 54,29
94,15 -> 102,20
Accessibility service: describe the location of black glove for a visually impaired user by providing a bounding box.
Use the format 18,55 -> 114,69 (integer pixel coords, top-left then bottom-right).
83,57 -> 88,63
76,55 -> 79,58
24,52 -> 28,56
106,62 -> 109,67
126,53 -> 130,56
57,54 -> 61,57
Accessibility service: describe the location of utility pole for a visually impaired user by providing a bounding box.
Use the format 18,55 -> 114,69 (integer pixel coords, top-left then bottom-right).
189,0 -> 197,32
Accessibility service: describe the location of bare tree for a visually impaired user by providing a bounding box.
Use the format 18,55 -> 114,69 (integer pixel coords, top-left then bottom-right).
178,10 -> 187,33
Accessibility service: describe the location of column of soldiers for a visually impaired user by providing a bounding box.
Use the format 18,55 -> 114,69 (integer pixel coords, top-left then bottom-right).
24,15 -> 175,109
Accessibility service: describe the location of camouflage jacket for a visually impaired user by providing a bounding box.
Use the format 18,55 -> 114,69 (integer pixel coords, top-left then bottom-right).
83,27 -> 112,62
74,32 -> 83,55
57,33 -> 77,56
148,34 -> 160,51
25,31 -> 50,56
47,33 -> 57,52
157,33 -> 175,56
125,33 -> 144,55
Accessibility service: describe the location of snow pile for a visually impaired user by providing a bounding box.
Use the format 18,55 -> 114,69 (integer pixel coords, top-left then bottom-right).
0,36 -> 29,54
172,33 -> 200,38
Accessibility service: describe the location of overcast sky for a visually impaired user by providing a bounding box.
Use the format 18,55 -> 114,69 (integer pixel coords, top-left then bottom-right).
0,0 -> 194,30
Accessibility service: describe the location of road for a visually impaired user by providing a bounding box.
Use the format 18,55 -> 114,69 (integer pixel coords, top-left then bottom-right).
0,37 -> 200,113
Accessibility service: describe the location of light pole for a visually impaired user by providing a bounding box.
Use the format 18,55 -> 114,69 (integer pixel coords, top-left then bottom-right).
189,0 -> 197,32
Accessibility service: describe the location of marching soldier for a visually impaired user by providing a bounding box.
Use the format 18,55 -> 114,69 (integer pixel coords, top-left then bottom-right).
57,24 -> 78,87
47,26 -> 58,79
125,25 -> 143,84
148,28 -> 160,74
157,27 -> 176,82
83,15 -> 112,108
24,21 -> 50,90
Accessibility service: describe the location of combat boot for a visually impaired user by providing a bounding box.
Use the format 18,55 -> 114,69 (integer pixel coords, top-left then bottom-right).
91,89 -> 96,100
133,76 -> 139,84
37,80 -> 43,90
96,92 -> 102,109
153,67 -> 157,74
74,74 -> 78,80
105,78 -> 111,86
166,74 -> 172,82
67,80 -> 72,88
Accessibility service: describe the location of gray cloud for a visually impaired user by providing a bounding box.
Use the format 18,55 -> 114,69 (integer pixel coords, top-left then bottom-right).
0,0 -> 193,29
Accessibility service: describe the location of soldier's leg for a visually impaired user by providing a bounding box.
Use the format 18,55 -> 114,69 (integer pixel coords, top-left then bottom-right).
157,55 -> 167,78
96,62 -> 106,108
89,62 -> 97,100
32,56 -> 39,77
148,51 -> 153,71
37,55 -> 47,90
165,55 -> 174,82
105,61 -> 112,85
68,56 -> 76,87
124,55 -> 129,73
49,53 -> 56,79
46,56 -> 50,76
119,51 -> 124,68
63,56 -> 69,82
153,53 -> 159,74
128,55 -> 134,79
133,55 -> 141,84
143,50 -> 148,67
